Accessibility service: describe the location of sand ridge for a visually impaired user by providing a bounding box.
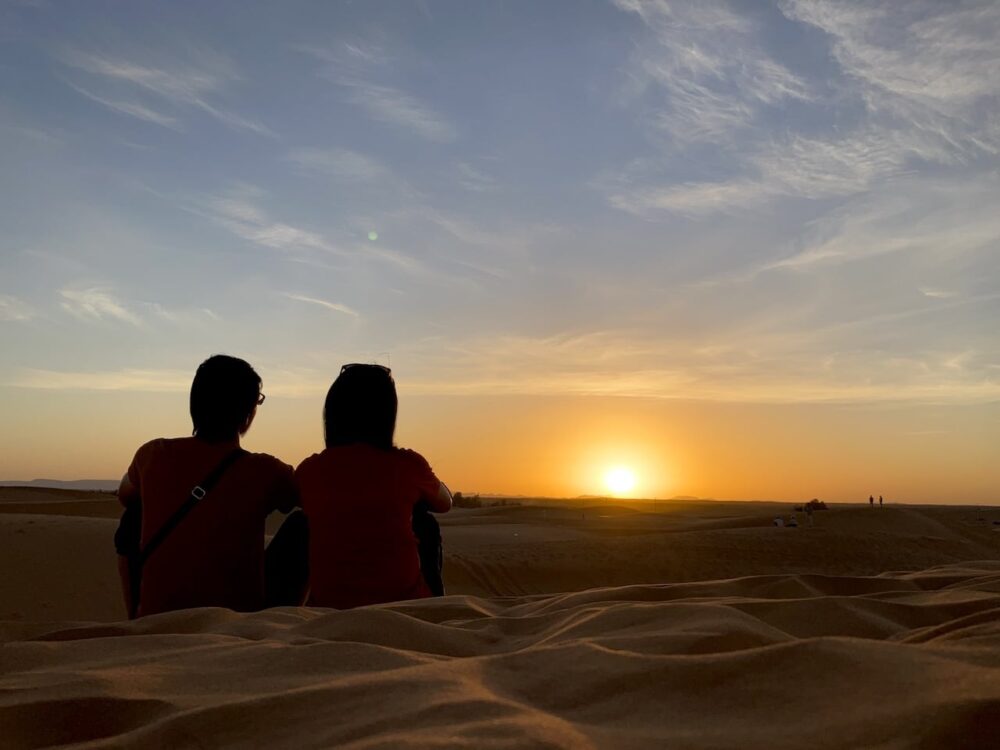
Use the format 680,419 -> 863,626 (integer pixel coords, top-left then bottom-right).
2,490 -> 999,747
2,564 -> 1000,748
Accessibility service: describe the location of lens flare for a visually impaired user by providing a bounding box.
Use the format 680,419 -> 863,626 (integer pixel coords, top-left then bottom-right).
367,231 -> 378,241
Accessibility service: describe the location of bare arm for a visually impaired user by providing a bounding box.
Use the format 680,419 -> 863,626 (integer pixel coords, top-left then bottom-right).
425,481 -> 452,513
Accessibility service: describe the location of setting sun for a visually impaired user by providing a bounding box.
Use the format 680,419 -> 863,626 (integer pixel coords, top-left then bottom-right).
604,466 -> 637,496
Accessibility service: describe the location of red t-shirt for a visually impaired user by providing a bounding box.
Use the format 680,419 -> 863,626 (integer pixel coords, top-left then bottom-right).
296,444 -> 442,609
119,437 -> 296,616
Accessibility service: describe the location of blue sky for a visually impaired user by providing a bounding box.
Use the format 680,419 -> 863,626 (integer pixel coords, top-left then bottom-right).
1,1 -> 998,493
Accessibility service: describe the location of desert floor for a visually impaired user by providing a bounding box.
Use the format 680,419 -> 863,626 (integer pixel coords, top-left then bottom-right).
2,488 -> 999,748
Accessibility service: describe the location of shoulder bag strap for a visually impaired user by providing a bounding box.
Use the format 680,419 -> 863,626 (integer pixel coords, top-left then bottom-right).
129,447 -> 246,617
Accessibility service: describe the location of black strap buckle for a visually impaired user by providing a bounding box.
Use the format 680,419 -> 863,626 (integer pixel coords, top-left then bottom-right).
191,486 -> 207,500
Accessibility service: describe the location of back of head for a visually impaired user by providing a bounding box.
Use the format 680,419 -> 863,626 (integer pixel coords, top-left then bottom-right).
190,355 -> 262,443
324,364 -> 397,450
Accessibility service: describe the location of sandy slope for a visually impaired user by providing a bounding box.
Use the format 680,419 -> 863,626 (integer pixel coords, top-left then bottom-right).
1,490 -> 999,748
2,564 -> 1000,748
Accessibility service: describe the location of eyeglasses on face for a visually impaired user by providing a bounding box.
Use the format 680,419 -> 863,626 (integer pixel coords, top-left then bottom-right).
340,363 -> 392,375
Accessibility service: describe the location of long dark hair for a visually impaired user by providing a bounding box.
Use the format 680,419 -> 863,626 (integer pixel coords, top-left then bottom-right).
323,364 -> 397,450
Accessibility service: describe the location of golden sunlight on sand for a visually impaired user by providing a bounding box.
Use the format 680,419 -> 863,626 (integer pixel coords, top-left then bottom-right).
2,488 -> 1000,747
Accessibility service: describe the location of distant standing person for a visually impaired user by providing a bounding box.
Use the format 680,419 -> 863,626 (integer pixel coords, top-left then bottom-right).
296,363 -> 452,609
869,495 -> 874,507
114,355 -> 307,618
879,495 -> 883,507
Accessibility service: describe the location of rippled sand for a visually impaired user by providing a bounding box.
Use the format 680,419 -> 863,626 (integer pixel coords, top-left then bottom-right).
2,489 -> 999,748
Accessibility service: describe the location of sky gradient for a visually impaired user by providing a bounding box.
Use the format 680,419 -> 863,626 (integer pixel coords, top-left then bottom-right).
1,1 -> 998,502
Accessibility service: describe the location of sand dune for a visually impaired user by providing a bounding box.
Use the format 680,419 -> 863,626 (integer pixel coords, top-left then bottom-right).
2,490 -> 999,747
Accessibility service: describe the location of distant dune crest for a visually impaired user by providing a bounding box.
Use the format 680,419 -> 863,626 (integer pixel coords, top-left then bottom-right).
0,479 -> 119,491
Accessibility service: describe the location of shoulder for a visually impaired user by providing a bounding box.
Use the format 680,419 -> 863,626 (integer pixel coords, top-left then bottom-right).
393,447 -> 428,465
293,451 -> 326,480
244,450 -> 294,478
294,451 -> 324,471
129,437 -> 170,466
392,447 -> 436,475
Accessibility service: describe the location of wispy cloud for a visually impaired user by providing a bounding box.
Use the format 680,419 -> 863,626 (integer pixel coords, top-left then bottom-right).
341,81 -> 457,142
7,366 -> 331,398
287,147 -> 393,182
919,288 -> 957,300
286,147 -> 416,198
454,162 -> 498,192
284,293 -> 359,317
781,1 -> 1000,139
299,41 -> 457,142
59,287 -> 141,325
64,80 -> 181,129
189,185 -> 441,279
60,49 -> 273,136
613,0 -> 810,147
10,368 -> 190,392
396,327 -> 1000,404
762,174 -> 1000,272
0,294 -> 34,322
199,187 -> 338,255
610,129 -> 921,217
604,2 -> 1000,218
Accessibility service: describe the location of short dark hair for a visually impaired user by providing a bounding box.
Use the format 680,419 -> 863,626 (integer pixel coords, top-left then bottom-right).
324,365 -> 397,450
190,355 -> 262,442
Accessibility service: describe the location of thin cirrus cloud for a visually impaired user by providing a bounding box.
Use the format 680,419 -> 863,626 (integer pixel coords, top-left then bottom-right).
283,293 -> 359,318
11,367 -> 190,393
59,287 -> 142,326
609,130 -> 923,218
59,49 -> 273,136
778,0 -> 1000,160
0,294 -> 35,322
758,174 -> 1000,274
287,147 -> 394,183
453,162 -> 498,193
8,366 -> 332,398
198,189 -> 338,255
393,328 -> 1000,404
285,147 -> 417,198
780,1 -> 1000,111
604,0 -> 1000,219
63,81 -> 181,130
186,185 -> 450,284
612,0 -> 810,146
340,80 -> 457,143
299,42 -> 457,142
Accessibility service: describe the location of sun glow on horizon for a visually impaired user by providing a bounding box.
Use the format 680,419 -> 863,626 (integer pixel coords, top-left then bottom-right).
604,466 -> 637,497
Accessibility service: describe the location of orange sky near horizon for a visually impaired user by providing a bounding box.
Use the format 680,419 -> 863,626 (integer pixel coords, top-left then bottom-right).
2,3 -> 999,509
1,386 -> 996,505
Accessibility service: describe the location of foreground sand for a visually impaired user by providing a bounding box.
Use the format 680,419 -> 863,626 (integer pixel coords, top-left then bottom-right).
2,489 -> 1000,747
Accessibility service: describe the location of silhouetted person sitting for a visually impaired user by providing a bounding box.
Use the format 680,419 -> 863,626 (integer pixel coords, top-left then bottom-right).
295,363 -> 452,609
114,355 -> 307,618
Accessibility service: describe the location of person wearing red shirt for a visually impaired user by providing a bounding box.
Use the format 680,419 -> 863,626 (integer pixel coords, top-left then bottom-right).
296,364 -> 452,609
115,355 -> 308,617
